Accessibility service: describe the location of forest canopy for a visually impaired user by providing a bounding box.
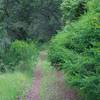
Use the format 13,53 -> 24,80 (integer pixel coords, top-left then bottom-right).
0,0 -> 62,41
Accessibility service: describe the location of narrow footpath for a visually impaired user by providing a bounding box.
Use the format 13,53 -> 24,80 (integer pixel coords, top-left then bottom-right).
25,51 -> 78,100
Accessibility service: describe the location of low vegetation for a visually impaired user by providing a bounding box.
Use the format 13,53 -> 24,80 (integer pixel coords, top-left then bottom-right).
0,72 -> 30,100
48,0 -> 100,100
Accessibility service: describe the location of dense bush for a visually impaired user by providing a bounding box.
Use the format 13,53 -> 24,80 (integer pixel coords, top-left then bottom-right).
61,0 -> 87,22
9,40 -> 38,71
10,40 -> 36,62
48,0 -> 100,100
0,40 -> 38,72
0,25 -> 11,72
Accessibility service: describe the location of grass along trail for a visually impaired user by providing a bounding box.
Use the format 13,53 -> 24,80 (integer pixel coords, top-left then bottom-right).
25,51 -> 77,100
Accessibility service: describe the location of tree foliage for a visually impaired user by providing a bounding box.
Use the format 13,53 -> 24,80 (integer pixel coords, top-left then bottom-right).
60,0 -> 87,23
3,0 -> 62,41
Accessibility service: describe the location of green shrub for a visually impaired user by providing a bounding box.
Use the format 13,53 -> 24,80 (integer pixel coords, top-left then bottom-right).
61,0 -> 87,22
64,52 -> 100,100
9,40 -> 38,71
0,26 -> 11,72
0,40 -> 38,72
49,0 -> 100,99
10,40 -> 35,61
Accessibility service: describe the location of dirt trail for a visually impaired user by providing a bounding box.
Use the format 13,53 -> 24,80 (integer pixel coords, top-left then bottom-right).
25,51 -> 77,100
26,51 -> 47,100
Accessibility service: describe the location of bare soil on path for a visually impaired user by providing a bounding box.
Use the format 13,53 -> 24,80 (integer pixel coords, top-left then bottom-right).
25,51 -> 78,100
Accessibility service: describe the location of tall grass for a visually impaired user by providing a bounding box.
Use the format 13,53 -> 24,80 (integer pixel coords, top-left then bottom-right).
0,72 -> 31,100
